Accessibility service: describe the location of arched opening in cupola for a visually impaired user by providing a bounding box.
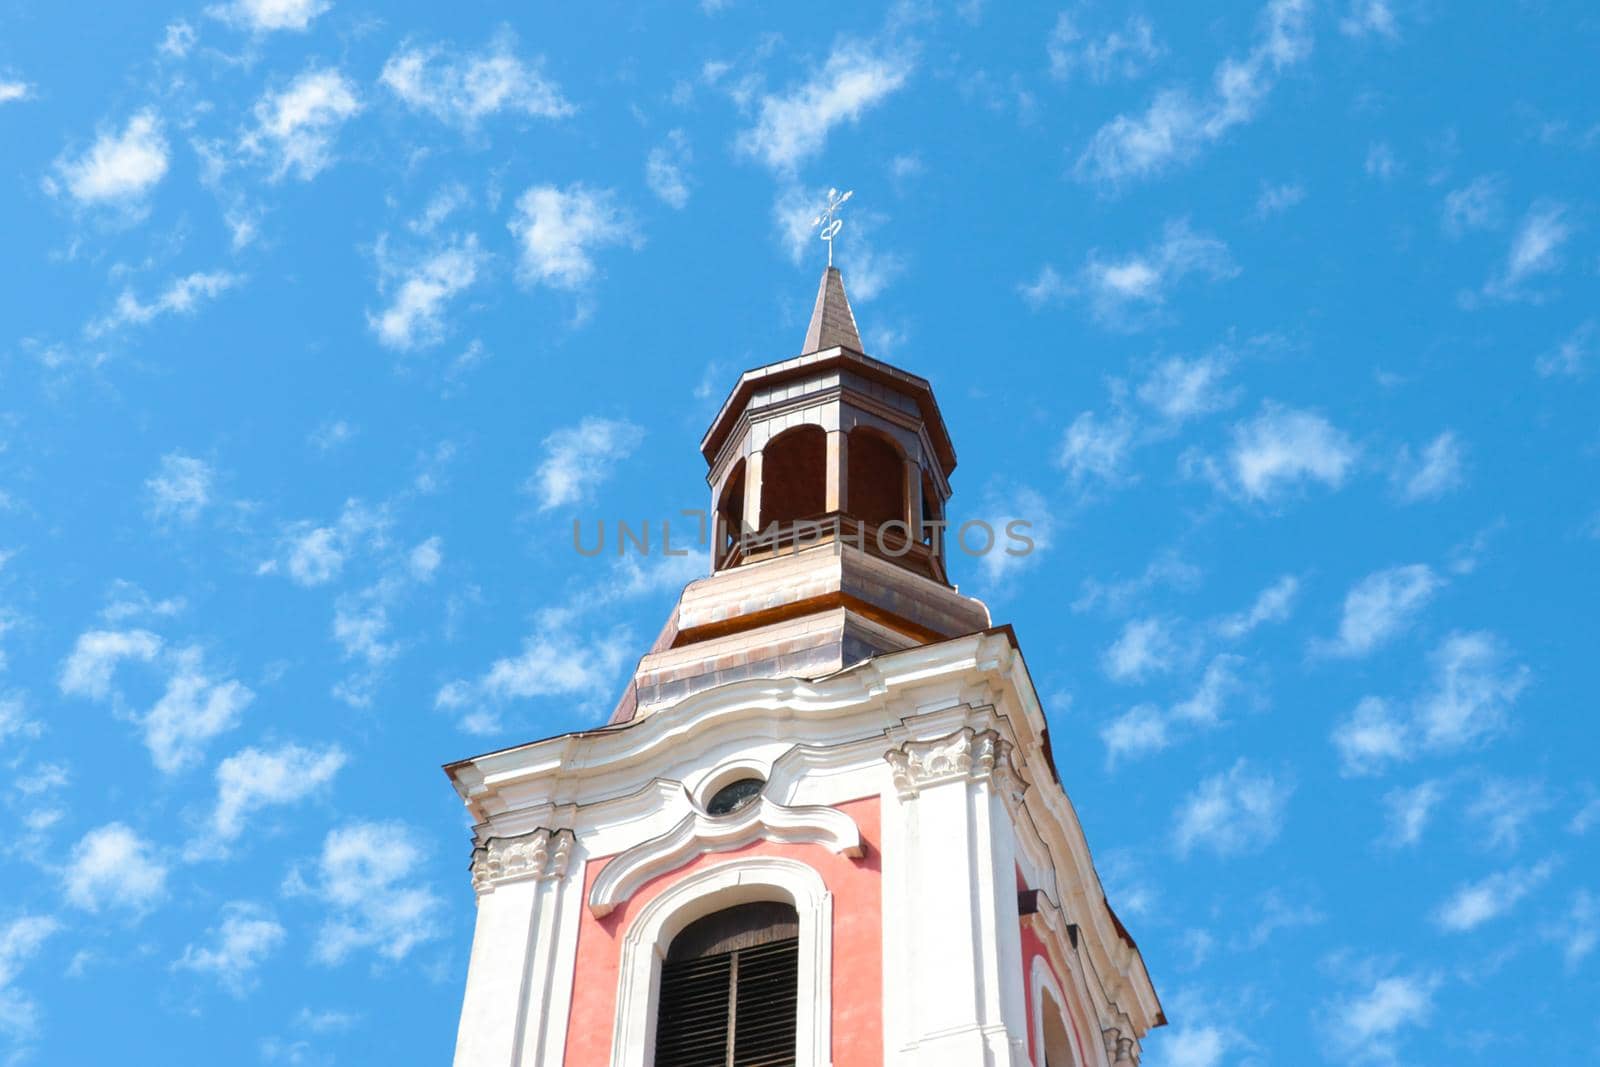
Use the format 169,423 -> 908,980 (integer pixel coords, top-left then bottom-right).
845,426 -> 905,531
716,459 -> 746,563
761,425 -> 827,528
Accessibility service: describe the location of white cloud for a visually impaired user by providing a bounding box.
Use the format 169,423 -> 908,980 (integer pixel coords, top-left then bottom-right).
380,31 -> 572,129
1340,1 -> 1399,39
1102,616 -> 1180,683
1255,180 -> 1306,217
1391,432 -> 1464,502
508,184 -> 638,291
737,42 -> 910,172
175,903 -> 285,995
159,20 -> 196,57
1364,141 -> 1399,181
0,915 -> 57,1041
1215,404 -> 1357,502
435,608 -> 631,734
145,453 -> 215,524
1536,320 -> 1596,378
1018,264 -> 1070,309
49,110 -> 169,208
1465,777 -> 1549,851
1078,219 -> 1237,327
368,235 -> 484,351
971,485 -> 1051,585
1057,410 -> 1135,489
1075,0 -> 1312,186
328,536 -> 442,707
1321,564 -> 1442,658
1324,974 -> 1436,1064
297,822 -> 442,964
1435,859 -> 1557,932
1,79 -> 33,105
1174,759 -> 1291,857
1481,202 -> 1573,301
528,417 -> 644,511
144,645 -> 253,774
242,68 -> 361,181
1137,353 -> 1238,423
64,823 -> 168,913
1333,696 -> 1411,776
1215,575 -> 1299,638
1381,780 -> 1445,847
210,0 -> 328,33
0,693 -> 41,745
646,130 -> 693,209
58,628 -> 162,700
272,500 -> 388,587
1048,13 -> 1163,83
1074,551 -> 1202,615
1417,630 -> 1529,750
88,270 -> 241,338
1333,631 -> 1529,775
1442,175 -> 1504,237
1553,891 -> 1597,971
1102,655 -> 1245,766
1100,704 -> 1169,765
208,742 -> 347,842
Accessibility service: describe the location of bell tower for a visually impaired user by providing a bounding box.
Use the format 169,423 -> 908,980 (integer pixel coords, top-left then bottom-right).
445,268 -> 1163,1067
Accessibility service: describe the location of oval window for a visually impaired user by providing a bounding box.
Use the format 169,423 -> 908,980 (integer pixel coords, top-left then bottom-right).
705,777 -> 765,816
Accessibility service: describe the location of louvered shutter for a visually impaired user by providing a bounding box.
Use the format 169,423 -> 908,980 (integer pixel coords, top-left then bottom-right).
654,903 -> 799,1067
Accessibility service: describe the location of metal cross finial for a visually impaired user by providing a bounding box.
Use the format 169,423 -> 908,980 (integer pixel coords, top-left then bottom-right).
810,187 -> 854,267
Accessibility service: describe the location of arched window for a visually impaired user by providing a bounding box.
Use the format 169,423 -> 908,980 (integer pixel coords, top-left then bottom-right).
717,460 -> 746,563
654,901 -> 800,1067
920,469 -> 941,547
845,428 -> 904,530
761,426 -> 826,528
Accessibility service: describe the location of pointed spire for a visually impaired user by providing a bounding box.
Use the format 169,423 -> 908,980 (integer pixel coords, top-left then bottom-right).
801,266 -> 863,355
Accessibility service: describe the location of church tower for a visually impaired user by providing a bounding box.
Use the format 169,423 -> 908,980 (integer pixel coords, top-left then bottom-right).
444,268 -> 1164,1067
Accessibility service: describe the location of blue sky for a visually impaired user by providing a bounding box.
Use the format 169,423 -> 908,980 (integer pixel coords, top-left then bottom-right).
1,0 -> 1597,1063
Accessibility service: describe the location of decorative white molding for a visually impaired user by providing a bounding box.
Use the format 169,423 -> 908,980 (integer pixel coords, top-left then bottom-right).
885,725 -> 1020,798
588,796 -> 861,918
470,827 -> 575,894
610,856 -> 833,1067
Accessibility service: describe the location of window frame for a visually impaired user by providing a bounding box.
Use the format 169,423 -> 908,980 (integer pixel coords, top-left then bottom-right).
611,856 -> 833,1067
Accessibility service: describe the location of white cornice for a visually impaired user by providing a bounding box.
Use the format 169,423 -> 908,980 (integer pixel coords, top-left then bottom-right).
587,796 -> 862,917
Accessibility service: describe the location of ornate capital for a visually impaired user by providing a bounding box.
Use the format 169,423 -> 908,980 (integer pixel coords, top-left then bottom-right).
885,727 -> 1022,798
1102,1025 -> 1136,1064
471,828 -> 576,894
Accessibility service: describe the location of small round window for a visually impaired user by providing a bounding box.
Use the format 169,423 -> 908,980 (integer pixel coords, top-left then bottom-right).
705,777 -> 765,816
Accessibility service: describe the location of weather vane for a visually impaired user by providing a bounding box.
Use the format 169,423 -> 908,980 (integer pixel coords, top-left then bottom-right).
811,187 -> 854,267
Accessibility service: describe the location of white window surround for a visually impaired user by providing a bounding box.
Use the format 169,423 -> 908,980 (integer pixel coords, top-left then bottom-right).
1031,954 -> 1086,1067
610,856 -> 833,1067
588,796 -> 861,918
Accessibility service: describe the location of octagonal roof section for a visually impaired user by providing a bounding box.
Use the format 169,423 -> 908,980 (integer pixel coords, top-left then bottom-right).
700,267 -> 957,476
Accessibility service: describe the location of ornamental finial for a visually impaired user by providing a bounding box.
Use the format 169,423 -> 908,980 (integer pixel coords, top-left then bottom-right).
810,187 -> 854,268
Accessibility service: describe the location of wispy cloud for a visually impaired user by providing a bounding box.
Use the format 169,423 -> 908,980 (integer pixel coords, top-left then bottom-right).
88,271 -> 241,339
1435,858 -> 1557,931
1478,201 -> 1574,302
47,110 -> 169,211
1137,353 -> 1239,423
1536,320 -> 1596,378
208,0 -> 329,33
368,235 -> 484,351
242,68 -> 361,181
206,742 -> 347,845
1174,759 -> 1291,857
381,30 -> 573,130
145,453 -> 216,526
174,902 -> 285,996
1322,973 -> 1436,1065
64,823 -> 168,914
1196,403 -> 1358,502
1048,12 -> 1164,83
1390,432 -> 1464,502
527,416 -> 644,511
646,129 -> 693,209
1,78 -> 34,105
1075,0 -> 1312,187
1077,219 -> 1238,328
291,822 -> 442,965
1215,575 -> 1299,639
1442,175 -> 1505,237
1339,1 -> 1399,40
508,184 -> 639,293
737,41 -> 910,172
1381,780 -> 1446,847
1316,563 -> 1441,658
1057,410 -> 1136,490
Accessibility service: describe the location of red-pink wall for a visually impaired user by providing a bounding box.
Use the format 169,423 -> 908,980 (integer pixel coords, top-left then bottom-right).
562,796 -> 883,1066
1020,917 -> 1093,1067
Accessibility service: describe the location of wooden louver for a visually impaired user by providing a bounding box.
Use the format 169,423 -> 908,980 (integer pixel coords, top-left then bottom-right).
654,903 -> 800,1067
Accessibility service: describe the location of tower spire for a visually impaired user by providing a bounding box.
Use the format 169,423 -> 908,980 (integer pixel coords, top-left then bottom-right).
801,266 -> 863,354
